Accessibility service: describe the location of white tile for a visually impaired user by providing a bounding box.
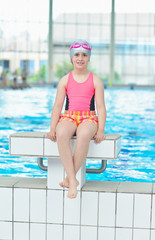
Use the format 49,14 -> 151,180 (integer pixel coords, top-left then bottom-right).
47,224 -> 63,240
116,228 -> 132,240
99,193 -> 115,227
133,229 -> 150,240
134,194 -> 151,228
30,223 -> 46,240
116,193 -> 133,227
14,223 -> 29,240
81,226 -> 97,240
151,230 -> 155,240
64,190 -> 80,224
30,189 -> 46,223
116,137 -> 121,157
47,190 -> 63,224
81,191 -> 98,226
0,188 -> 12,221
11,137 -> 43,155
14,188 -> 29,222
151,195 -> 155,228
44,138 -> 60,156
87,139 -> 114,158
98,227 -> 115,240
48,157 -> 65,190
45,137 -> 117,158
0,222 -> 12,240
64,225 -> 80,240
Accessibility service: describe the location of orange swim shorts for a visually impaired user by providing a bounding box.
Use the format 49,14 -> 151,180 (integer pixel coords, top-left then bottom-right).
59,110 -> 98,127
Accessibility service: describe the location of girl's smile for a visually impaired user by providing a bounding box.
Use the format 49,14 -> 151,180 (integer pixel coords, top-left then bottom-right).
77,61 -> 83,65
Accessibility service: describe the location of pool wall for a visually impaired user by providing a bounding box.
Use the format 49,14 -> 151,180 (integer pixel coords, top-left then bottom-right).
0,177 -> 155,240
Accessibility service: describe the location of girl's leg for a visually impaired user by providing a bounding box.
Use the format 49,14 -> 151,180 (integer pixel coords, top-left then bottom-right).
73,121 -> 97,174
56,120 -> 78,198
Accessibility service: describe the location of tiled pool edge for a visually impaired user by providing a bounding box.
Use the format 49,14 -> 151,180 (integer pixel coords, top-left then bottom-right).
0,177 -> 155,240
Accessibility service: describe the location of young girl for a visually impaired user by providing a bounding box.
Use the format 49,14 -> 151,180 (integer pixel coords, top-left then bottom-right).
47,39 -> 106,199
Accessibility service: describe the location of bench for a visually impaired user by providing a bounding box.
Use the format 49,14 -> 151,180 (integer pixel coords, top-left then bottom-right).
9,132 -> 121,189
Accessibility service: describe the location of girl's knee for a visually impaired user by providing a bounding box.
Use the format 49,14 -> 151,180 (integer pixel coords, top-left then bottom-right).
56,122 -> 76,140
76,130 -> 91,142
76,123 -> 97,141
56,127 -> 68,140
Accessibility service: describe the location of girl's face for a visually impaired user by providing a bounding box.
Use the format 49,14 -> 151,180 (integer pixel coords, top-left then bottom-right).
71,52 -> 89,69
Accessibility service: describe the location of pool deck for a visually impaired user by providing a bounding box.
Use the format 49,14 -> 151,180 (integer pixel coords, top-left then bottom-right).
0,177 -> 155,240
0,177 -> 154,193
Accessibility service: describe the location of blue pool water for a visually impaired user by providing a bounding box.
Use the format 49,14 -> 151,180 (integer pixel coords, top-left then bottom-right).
0,86 -> 155,182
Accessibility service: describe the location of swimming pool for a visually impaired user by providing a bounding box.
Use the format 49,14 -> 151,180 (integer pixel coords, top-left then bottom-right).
0,86 -> 155,182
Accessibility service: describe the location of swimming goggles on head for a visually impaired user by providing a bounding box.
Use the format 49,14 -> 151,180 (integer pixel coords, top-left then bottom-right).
70,42 -> 91,51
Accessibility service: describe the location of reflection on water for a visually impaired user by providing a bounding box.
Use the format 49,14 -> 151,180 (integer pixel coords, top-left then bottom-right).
0,86 -> 155,182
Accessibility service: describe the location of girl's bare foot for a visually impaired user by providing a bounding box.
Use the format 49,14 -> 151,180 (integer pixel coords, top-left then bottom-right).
59,177 -> 79,189
67,178 -> 78,199
59,177 -> 69,188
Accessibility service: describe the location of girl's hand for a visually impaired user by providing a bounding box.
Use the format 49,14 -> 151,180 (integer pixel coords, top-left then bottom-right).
46,129 -> 56,142
94,129 -> 106,144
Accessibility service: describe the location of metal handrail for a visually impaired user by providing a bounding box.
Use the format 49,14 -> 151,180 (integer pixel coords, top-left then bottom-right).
37,158 -> 47,171
37,158 -> 107,174
86,160 -> 107,173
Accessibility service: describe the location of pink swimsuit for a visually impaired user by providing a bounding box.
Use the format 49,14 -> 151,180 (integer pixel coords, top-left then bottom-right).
59,71 -> 98,126
65,71 -> 95,111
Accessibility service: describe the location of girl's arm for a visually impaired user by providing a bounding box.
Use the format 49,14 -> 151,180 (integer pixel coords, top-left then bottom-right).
94,75 -> 106,143
47,75 -> 68,141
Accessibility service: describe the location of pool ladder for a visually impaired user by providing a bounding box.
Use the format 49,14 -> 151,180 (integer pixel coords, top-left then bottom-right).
37,158 -> 107,173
